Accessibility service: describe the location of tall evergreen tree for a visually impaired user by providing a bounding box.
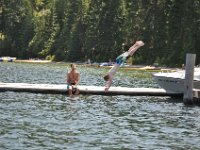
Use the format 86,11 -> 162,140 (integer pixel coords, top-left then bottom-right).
1,0 -> 200,65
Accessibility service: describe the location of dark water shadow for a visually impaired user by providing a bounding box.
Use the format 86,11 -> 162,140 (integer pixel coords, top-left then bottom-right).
165,96 -> 200,107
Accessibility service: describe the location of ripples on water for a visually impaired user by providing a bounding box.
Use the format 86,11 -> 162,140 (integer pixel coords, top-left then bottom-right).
0,63 -> 200,150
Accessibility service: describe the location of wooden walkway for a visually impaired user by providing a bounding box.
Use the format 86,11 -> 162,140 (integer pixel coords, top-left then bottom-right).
0,82 -> 183,96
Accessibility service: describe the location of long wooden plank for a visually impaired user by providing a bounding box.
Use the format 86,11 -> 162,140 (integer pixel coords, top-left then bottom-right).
0,82 -> 182,96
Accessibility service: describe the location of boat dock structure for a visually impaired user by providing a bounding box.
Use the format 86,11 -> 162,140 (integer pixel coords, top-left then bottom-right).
0,82 -> 199,98
0,82 -> 182,96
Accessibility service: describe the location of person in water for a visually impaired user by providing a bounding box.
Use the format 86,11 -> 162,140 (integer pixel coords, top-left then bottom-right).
66,63 -> 80,95
103,41 -> 144,91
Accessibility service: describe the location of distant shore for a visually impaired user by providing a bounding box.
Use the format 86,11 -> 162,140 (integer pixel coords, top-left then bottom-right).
0,57 -> 52,63
0,58 -> 176,72
14,59 -> 52,63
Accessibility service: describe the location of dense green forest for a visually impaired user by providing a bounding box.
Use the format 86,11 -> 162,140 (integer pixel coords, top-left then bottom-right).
1,0 -> 200,66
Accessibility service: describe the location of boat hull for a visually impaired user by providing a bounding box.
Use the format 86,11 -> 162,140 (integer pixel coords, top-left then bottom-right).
154,75 -> 200,93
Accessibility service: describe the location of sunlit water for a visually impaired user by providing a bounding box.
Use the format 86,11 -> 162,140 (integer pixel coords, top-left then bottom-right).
0,63 -> 200,150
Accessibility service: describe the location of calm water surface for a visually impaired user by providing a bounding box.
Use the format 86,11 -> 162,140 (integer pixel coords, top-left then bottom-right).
0,63 -> 200,150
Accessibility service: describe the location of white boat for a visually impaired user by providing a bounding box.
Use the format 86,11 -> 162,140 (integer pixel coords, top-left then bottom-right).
153,68 -> 200,93
0,56 -> 16,62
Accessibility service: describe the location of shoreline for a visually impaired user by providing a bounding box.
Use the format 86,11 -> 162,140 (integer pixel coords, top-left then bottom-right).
1,59 -> 177,72
14,59 -> 52,63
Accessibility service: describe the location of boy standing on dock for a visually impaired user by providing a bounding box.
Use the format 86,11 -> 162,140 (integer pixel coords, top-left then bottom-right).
66,63 -> 80,95
103,41 -> 144,91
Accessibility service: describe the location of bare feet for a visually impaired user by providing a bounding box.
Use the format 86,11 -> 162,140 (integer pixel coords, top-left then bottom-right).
135,41 -> 144,47
128,41 -> 144,55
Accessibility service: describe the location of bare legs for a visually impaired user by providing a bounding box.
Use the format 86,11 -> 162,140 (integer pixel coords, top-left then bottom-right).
128,41 -> 144,56
68,86 -> 79,96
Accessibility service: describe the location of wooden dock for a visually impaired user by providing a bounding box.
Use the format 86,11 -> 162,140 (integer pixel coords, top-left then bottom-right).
0,82 -> 183,96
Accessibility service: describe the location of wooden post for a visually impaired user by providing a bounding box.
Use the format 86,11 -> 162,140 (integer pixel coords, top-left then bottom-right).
183,53 -> 196,104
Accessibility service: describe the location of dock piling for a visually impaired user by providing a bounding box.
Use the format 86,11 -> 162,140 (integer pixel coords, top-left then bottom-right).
183,53 -> 196,104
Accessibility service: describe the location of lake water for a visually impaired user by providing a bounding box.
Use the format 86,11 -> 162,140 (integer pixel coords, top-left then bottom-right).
0,63 -> 200,150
